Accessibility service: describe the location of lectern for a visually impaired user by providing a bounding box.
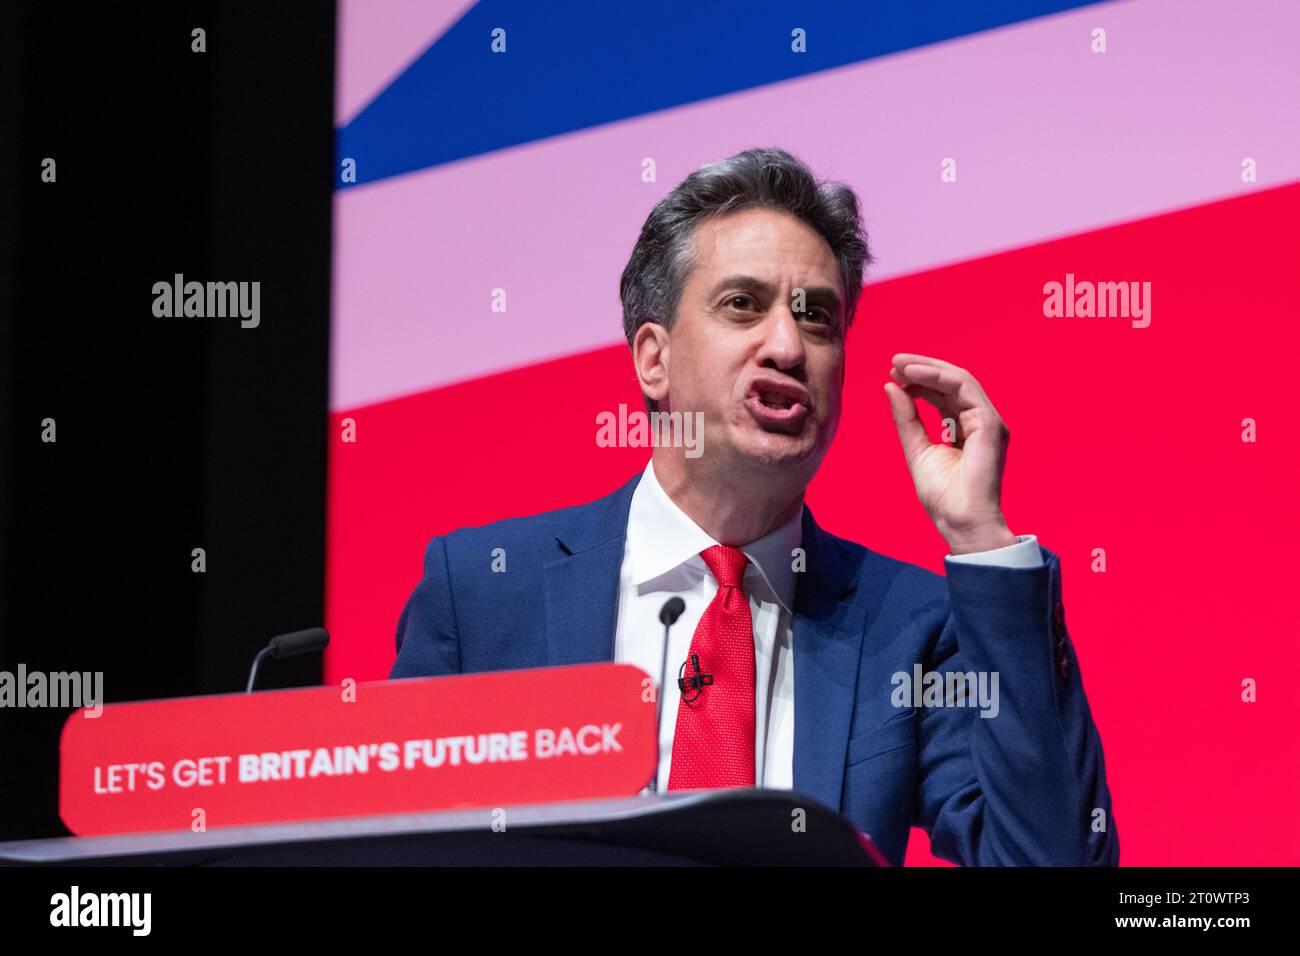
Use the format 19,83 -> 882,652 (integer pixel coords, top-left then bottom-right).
0,789 -> 888,866
15,663 -> 888,866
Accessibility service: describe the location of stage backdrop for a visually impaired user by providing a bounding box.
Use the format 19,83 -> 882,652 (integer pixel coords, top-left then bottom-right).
327,0 -> 1300,866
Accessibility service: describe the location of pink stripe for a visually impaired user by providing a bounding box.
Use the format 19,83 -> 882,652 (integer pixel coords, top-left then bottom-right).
335,0 -> 477,126
332,0 -> 1300,410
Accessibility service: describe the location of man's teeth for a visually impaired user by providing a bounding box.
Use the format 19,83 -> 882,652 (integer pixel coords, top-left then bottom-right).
760,392 -> 794,409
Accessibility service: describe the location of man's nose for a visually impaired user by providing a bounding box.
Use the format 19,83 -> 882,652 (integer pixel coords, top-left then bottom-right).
756,305 -> 807,371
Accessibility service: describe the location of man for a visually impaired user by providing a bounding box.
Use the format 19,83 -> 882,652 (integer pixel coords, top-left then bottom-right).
392,147 -> 1118,866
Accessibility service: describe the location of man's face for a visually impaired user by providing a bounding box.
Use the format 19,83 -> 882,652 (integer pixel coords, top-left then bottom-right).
663,207 -> 846,481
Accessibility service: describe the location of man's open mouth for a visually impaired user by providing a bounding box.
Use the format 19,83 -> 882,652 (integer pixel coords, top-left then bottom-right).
745,379 -> 812,428
758,390 -> 796,410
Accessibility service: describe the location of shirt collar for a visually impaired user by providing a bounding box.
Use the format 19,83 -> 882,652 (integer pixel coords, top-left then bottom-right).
625,460 -> 803,612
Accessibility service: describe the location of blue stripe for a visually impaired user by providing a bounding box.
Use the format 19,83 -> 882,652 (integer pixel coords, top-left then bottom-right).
337,0 -> 1107,189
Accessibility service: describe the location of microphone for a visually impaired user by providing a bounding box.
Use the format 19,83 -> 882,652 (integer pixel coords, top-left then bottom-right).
652,598 -> 687,793
245,627 -> 330,693
659,597 -> 686,626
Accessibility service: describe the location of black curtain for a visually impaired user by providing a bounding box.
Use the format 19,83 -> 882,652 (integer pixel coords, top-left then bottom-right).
0,1 -> 334,840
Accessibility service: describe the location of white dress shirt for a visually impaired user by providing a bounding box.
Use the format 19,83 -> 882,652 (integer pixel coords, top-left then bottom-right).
612,461 -> 1042,792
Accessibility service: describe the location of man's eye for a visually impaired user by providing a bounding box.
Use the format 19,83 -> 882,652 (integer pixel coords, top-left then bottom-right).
727,295 -> 754,310
800,307 -> 831,324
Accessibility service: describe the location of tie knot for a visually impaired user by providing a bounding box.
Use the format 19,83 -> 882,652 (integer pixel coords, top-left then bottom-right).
700,544 -> 749,589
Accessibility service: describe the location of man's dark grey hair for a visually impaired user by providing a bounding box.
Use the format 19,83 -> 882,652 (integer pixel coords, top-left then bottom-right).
619,147 -> 872,361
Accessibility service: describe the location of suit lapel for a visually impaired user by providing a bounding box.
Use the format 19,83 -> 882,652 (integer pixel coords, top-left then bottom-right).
792,506 -> 862,812
544,474 -> 642,666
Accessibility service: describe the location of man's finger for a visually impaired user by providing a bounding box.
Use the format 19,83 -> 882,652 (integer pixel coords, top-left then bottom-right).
898,367 -> 980,420
890,352 -> 965,376
893,361 -> 991,412
894,362 -> 971,397
884,381 -> 932,465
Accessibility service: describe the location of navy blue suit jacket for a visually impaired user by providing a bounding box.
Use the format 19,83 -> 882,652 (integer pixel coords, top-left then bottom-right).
391,473 -> 1119,866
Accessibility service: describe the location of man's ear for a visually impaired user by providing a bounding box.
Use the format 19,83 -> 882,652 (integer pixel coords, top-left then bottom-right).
632,321 -> 671,408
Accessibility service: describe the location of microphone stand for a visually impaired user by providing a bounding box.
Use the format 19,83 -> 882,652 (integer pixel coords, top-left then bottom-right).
652,597 -> 686,793
652,617 -> 672,793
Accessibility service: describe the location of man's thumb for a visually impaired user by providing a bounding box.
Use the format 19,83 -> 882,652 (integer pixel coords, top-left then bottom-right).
884,382 -> 929,466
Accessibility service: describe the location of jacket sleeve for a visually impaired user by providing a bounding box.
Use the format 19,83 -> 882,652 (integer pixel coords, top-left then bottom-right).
390,535 -> 462,679
912,546 -> 1119,866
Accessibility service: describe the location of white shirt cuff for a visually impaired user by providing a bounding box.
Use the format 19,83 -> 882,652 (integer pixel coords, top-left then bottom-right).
944,534 -> 1042,568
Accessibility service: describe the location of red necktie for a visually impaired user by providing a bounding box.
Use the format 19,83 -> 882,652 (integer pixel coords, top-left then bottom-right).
667,545 -> 756,790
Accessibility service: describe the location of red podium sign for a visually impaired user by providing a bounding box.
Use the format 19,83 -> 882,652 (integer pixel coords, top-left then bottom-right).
60,663 -> 657,837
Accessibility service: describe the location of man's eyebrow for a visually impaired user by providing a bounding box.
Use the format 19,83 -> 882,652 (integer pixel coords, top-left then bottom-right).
800,286 -> 844,311
707,274 -> 775,299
